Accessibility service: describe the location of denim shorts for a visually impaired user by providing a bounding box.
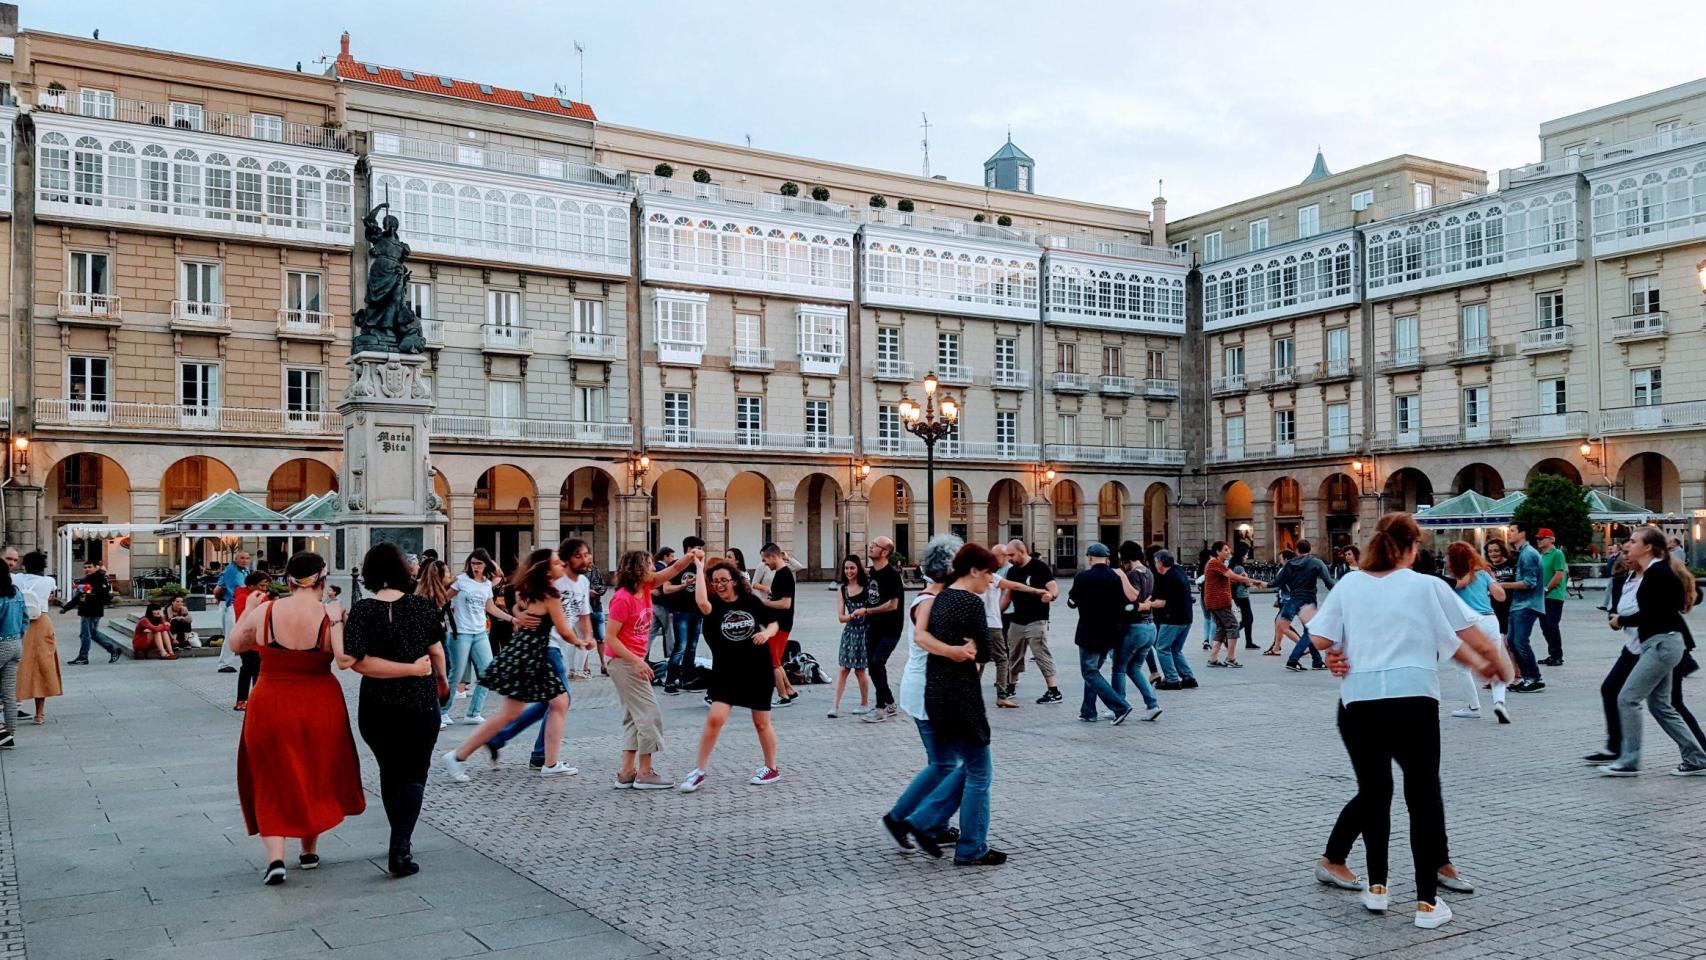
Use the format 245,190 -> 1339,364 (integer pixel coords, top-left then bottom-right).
1278,595 -> 1316,621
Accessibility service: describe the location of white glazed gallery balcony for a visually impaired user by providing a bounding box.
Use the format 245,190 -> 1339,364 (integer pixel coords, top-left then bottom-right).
1600,401 -> 1706,435
1040,241 -> 1189,335
57,291 -> 122,323
1362,184 -> 1581,300
1200,229 -> 1360,333
430,415 -> 631,447
35,398 -> 335,435
276,308 -> 335,339
643,427 -> 853,454
990,368 -> 1031,390
859,210 -> 1042,322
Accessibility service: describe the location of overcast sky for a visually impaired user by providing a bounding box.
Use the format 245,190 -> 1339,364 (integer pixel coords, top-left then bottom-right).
34,0 -> 1705,216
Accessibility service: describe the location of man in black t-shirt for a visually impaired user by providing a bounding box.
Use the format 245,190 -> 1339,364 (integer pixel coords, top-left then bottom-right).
756,543 -> 800,706
860,536 -> 906,720
1001,539 -> 1061,704
662,538 -> 704,692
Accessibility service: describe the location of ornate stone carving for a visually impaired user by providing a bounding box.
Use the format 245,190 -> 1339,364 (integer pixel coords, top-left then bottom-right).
343,354 -> 432,403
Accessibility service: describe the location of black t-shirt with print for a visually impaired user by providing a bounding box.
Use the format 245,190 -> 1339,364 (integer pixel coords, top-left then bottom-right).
703,593 -> 776,710
768,567 -> 796,632
867,563 -> 905,638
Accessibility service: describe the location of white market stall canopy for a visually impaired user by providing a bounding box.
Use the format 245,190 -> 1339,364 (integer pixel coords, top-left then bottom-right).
1417,488 -> 1665,528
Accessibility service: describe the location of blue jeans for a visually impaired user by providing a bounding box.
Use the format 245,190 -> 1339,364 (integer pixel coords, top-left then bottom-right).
77,616 -> 118,659
1113,622 -> 1160,710
1285,622 -> 1323,667
905,735 -> 992,861
490,646 -> 569,763
1078,646 -> 1131,719
442,630 -> 493,719
1541,597 -> 1565,661
1506,605 -> 1543,682
590,611 -> 607,646
666,610 -> 702,686
888,719 -> 966,835
1155,623 -> 1195,683
1200,597 -> 1212,646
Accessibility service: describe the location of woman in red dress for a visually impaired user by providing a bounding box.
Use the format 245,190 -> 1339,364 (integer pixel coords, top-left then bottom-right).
228,551 -> 367,885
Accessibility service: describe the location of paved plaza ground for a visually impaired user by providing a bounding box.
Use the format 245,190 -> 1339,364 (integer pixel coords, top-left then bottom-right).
4,585 -> 1706,960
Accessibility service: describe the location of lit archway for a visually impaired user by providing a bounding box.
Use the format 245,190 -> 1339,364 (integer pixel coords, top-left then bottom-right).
868,474 -> 915,559
1383,467 -> 1434,513
46,452 -> 134,581
267,458 -> 337,510
560,467 -> 617,569
1527,458 -> 1583,487
649,469 -> 705,554
794,473 -> 845,578
1617,452 -> 1681,514
724,472 -> 775,565
162,456 -> 239,514
1270,476 -> 1303,554
1096,481 -> 1128,551
931,476 -> 973,543
1452,462 -> 1505,498
1051,479 -> 1083,571
1223,480 -> 1254,549
987,478 -> 1027,546
474,465 -> 538,570
1143,482 -> 1171,549
1318,473 -> 1360,552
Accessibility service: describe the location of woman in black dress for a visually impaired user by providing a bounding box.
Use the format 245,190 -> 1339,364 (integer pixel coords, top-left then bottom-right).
340,543 -> 443,877
442,553 -> 578,781
678,557 -> 780,793
902,542 -> 1005,866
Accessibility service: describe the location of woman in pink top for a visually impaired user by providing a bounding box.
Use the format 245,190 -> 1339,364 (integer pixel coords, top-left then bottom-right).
606,548 -> 697,789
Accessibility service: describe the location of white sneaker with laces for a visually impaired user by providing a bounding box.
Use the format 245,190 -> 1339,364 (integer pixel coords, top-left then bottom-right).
441,750 -> 470,783
1450,707 -> 1481,719
455,690 -> 470,700
540,762 -> 578,777
750,766 -> 781,785
461,714 -> 486,725
1492,702 -> 1511,724
1414,896 -> 1452,929
438,715 -> 452,730
679,768 -> 707,793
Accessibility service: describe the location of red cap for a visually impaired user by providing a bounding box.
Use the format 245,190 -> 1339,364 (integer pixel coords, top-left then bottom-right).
1537,528 -> 1556,540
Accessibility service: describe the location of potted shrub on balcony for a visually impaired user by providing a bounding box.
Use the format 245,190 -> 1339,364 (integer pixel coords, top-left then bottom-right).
997,215 -> 1013,227
973,213 -> 987,223
897,198 -> 915,213
692,168 -> 712,184
811,186 -> 831,202
869,194 -> 887,209
653,162 -> 675,178
780,181 -> 800,197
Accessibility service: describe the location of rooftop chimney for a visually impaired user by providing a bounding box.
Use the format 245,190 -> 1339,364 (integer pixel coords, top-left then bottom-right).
1151,195 -> 1167,248
337,31 -> 353,64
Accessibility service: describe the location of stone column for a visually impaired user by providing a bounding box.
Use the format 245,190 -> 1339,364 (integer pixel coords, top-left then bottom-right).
844,490 -> 869,554
1124,499 -> 1144,549
1,484 -> 42,554
448,493 -> 476,563
615,493 -> 650,555
1026,493 -> 1053,557
969,499 -> 990,547
1358,492 -> 1383,535
1079,499 -> 1099,554
773,495 -> 797,558
1251,496 -> 1273,559
534,495 -> 561,555
703,496 -> 727,556
334,352 -> 440,594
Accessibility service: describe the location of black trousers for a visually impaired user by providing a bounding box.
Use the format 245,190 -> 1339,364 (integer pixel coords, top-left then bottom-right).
1600,649 -> 1706,755
1323,698 -> 1446,906
1235,596 -> 1255,646
236,651 -> 261,702
868,630 -> 901,708
357,700 -> 441,855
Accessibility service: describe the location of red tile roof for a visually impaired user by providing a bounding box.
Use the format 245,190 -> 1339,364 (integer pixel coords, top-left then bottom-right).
333,39 -> 596,122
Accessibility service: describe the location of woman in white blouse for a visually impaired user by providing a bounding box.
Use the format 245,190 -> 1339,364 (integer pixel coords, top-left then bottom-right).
1306,512 -> 1512,930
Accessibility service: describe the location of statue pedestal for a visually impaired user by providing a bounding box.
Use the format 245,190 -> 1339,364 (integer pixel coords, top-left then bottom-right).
332,351 -> 443,585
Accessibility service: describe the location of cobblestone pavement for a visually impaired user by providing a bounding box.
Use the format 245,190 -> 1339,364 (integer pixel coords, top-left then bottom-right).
6,589 -> 1706,960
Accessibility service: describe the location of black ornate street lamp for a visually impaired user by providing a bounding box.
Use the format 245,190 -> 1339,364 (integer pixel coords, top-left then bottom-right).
899,372 -> 960,539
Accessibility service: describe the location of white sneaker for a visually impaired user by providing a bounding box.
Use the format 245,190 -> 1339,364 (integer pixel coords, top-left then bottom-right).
1450,707 -> 1481,719
1140,707 -> 1163,722
441,750 -> 470,783
1492,702 -> 1511,724
455,690 -> 470,700
1414,896 -> 1452,929
1361,884 -> 1389,912
679,768 -> 707,793
461,714 -> 486,725
438,715 -> 452,730
749,766 -> 781,785
539,762 -> 578,778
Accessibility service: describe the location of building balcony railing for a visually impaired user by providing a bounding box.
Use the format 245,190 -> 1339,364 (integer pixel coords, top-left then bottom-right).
1519,325 -> 1571,354
37,94 -> 347,151
421,318 -> 445,347
170,300 -> 230,331
385,135 -> 629,190
1499,124 -> 1702,189
1377,347 -> 1423,373
35,398 -> 336,435
1098,375 -> 1136,395
1448,337 -> 1495,365
57,291 -> 121,322
1260,366 -> 1299,390
643,427 -> 854,454
567,331 -> 621,360
936,364 -> 976,386
730,346 -> 775,370
1511,410 -> 1586,441
799,352 -> 846,376
1044,444 -> 1186,467
1600,401 -> 1706,435
857,207 -> 1034,244
1143,377 -> 1180,399
1315,357 -> 1355,382
990,368 -> 1031,390
1040,233 -> 1191,265
872,358 -> 915,381
1211,374 -> 1247,395
1207,433 -> 1360,464
871,437 -> 1040,461
658,340 -> 706,366
430,415 -> 631,447
277,308 -> 335,339
1609,311 -> 1668,341
481,324 -> 534,355
1051,371 -> 1093,392
635,175 -> 849,220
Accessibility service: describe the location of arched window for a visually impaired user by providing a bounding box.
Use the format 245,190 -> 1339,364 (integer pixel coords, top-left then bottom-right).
431,182 -> 456,243
141,145 -> 171,213
202,152 -> 231,219
171,148 -> 202,215
265,160 -> 294,224
235,157 -> 262,222
107,141 -> 138,209
38,132 -> 71,202
509,193 -> 533,251
457,185 -> 481,245
70,136 -> 105,205
535,196 -> 558,253
482,189 -> 507,246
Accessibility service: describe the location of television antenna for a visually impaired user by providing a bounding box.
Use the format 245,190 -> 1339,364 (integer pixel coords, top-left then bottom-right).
920,112 -> 931,178
573,41 -> 585,102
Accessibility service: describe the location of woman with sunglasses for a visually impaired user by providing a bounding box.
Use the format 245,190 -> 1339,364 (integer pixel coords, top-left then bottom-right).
679,557 -> 782,792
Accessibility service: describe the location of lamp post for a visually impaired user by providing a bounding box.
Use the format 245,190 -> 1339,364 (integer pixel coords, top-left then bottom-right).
898,372 -> 960,539
627,452 -> 651,495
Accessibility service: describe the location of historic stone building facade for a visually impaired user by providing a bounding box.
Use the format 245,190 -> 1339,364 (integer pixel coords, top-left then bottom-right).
2,12 -> 1704,582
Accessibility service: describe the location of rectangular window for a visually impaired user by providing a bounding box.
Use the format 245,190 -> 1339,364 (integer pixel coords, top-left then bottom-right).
1633,368 -> 1662,406
736,395 -> 764,444
1395,395 -> 1419,435
285,270 -> 323,314
408,281 -> 433,319
250,113 -> 283,142
1462,386 -> 1489,427
1171,240 -> 1189,257
994,337 -> 1017,373
181,261 -> 221,305
804,399 -> 830,448
1460,303 -> 1490,349
878,404 -> 901,453
1272,336 -> 1295,371
1296,204 -> 1320,239
1202,231 -> 1223,262
1224,414 -> 1245,452
457,145 -> 484,167
655,295 -> 708,350
371,132 -> 401,154
1327,403 -> 1350,438
486,379 -> 522,419
1248,218 -> 1269,251
284,367 -> 323,419
1413,182 -> 1434,209
937,332 -> 961,369
67,355 -> 110,413
1223,344 -> 1245,377
70,251 -> 110,294
79,88 -> 116,119
1146,349 -> 1166,379
1538,379 -> 1567,415
877,326 -> 902,362
1101,345 -> 1122,377
575,385 -> 606,423
179,361 -> 220,421
1275,409 -> 1296,444
1100,416 -> 1122,448
574,299 -> 604,335
663,391 -> 692,440
169,102 -> 203,130
996,411 -> 1016,453
1393,314 -> 1419,355
1056,341 -> 1077,374
1057,413 -> 1078,446
487,290 -> 520,326
1351,190 -> 1374,211
1326,326 -> 1349,363
797,308 -> 846,366
1147,417 -> 1167,449
1628,275 -> 1661,314
1537,291 -> 1564,327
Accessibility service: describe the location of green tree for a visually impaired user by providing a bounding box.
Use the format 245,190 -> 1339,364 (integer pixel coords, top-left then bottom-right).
1512,473 -> 1593,557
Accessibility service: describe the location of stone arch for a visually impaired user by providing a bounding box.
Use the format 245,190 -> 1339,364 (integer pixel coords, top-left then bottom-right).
432,469 -> 451,517
560,466 -> 618,569
987,477 -> 1028,546
474,464 -> 538,570
1268,476 -> 1304,555
1318,472 -> 1361,553
1452,462 -> 1506,498
1095,481 -> 1129,551
1143,481 -> 1171,549
794,472 -> 845,578
649,469 -> 705,554
1527,458 -> 1582,487
1616,451 -> 1681,514
868,473 -> 916,559
161,455 -> 240,514
266,458 -> 338,511
46,452 -> 135,581
1223,479 -> 1255,550
723,471 -> 775,567
931,475 -> 974,543
1383,467 -> 1434,513
1050,478 -> 1084,571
